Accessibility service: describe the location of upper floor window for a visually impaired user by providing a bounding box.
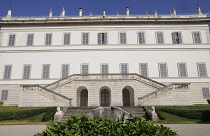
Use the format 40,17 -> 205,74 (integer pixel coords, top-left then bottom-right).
138,32 -> 145,44
120,63 -> 128,74
193,32 -> 201,44
81,64 -> 89,74
120,32 -> 126,44
202,88 -> 210,99
172,32 -> 182,44
101,64 -> 109,74
1,90 -> 8,101
27,34 -> 34,46
4,65 -> 12,79
159,63 -> 168,77
98,33 -> 107,45
178,63 -> 187,77
62,64 -> 69,78
197,63 -> 207,77
64,33 -> 70,45
42,65 -> 50,79
23,65 -> 31,79
45,34 -> 52,45
82,33 -> 89,45
156,32 -> 164,44
8,34 -> 15,46
140,63 -> 148,77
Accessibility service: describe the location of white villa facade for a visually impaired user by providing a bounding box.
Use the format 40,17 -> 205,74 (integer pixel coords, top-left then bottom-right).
0,8 -> 210,107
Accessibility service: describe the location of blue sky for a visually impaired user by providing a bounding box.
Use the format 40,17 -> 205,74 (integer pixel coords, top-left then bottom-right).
0,0 -> 210,17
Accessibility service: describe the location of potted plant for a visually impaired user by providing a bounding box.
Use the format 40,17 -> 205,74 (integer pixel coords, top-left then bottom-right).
0,101 -> 3,106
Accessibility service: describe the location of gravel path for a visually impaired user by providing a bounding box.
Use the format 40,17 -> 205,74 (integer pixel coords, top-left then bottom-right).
0,124 -> 210,136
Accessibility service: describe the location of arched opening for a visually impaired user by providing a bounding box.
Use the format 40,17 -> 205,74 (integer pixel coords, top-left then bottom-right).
80,89 -> 88,107
100,87 -> 111,106
77,87 -> 88,107
122,86 -> 134,106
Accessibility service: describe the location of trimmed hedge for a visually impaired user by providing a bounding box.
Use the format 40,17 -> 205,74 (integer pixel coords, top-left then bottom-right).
0,107 -> 54,121
155,108 -> 165,120
42,107 -> 57,122
207,99 -> 210,104
158,108 -> 210,121
35,114 -> 178,136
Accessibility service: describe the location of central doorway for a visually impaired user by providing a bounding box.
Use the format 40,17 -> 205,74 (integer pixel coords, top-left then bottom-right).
123,89 -> 130,106
80,89 -> 88,106
101,89 -> 110,106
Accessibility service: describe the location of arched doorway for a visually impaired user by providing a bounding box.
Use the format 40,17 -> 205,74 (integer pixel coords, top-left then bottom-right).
80,89 -> 88,107
122,89 -> 130,106
101,89 -> 110,106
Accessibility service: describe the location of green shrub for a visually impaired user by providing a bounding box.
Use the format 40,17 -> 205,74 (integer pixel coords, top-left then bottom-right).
42,107 -> 57,122
159,108 -> 210,121
0,108 -> 48,121
207,99 -> 210,104
155,108 -> 165,120
0,101 -> 3,104
35,114 -> 178,136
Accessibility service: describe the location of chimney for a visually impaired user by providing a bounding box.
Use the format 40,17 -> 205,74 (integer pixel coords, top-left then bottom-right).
145,11 -> 148,15
171,9 -> 176,15
49,9 -> 53,17
154,10 -> 157,15
89,11 -> 92,16
197,7 -> 202,15
103,10 -> 106,16
6,10 -> 12,17
60,7 -> 65,17
125,7 -> 130,16
79,8 -> 83,16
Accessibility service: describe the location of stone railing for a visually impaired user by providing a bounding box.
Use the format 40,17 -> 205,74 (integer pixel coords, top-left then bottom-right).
138,83 -> 190,106
21,85 -> 72,107
45,73 -> 166,90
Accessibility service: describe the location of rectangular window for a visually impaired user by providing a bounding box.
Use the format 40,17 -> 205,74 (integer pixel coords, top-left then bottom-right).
42,65 -> 50,79
4,65 -> 12,79
193,32 -> 201,44
81,64 -> 89,74
64,33 -> 70,45
140,63 -> 148,77
197,63 -> 207,77
8,34 -> 15,46
121,64 -> 128,74
82,33 -> 89,45
120,32 -> 126,44
62,64 -> 69,78
1,90 -> 8,101
202,88 -> 210,99
101,64 -> 109,74
23,65 -> 31,79
27,34 -> 34,46
138,32 -> 145,44
178,63 -> 187,77
172,32 -> 182,44
159,63 -> 168,77
45,34 -> 52,45
156,32 -> 164,44
98,33 -> 107,45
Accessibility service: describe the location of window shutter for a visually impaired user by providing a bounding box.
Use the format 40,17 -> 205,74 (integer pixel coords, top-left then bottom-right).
178,32 -> 182,44
171,32 -> 176,44
98,33 -> 101,45
104,33 -> 107,44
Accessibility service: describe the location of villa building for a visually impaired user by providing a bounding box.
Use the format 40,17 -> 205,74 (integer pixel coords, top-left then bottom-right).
0,7 -> 210,107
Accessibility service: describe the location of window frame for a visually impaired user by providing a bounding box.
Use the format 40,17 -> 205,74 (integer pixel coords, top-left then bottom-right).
1,90 -> 8,101
63,33 -> 71,45
119,32 -> 127,44
171,32 -> 183,44
101,63 -> 109,74
81,64 -> 89,75
45,33 -> 52,45
177,63 -> 188,77
139,63 -> 149,77
82,32 -> 89,45
158,63 -> 168,78
22,64 -> 31,79
8,34 -> 16,46
202,88 -> 210,99
3,65 -> 12,80
138,32 -> 146,44
61,64 -> 70,78
98,32 -> 108,45
192,31 -> 202,44
197,62 -> 208,77
42,64 -> 51,79
156,32 -> 165,44
26,33 -> 34,46
120,63 -> 129,74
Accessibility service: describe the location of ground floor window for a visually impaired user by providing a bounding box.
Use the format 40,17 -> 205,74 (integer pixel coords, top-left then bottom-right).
202,88 -> 210,99
101,89 -> 110,106
1,90 -> 8,101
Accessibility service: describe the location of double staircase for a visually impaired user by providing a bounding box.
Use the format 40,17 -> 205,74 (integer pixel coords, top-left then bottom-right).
61,106 -> 148,122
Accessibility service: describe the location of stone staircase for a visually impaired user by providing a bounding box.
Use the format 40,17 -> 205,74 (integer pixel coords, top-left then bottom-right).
61,106 -> 148,122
